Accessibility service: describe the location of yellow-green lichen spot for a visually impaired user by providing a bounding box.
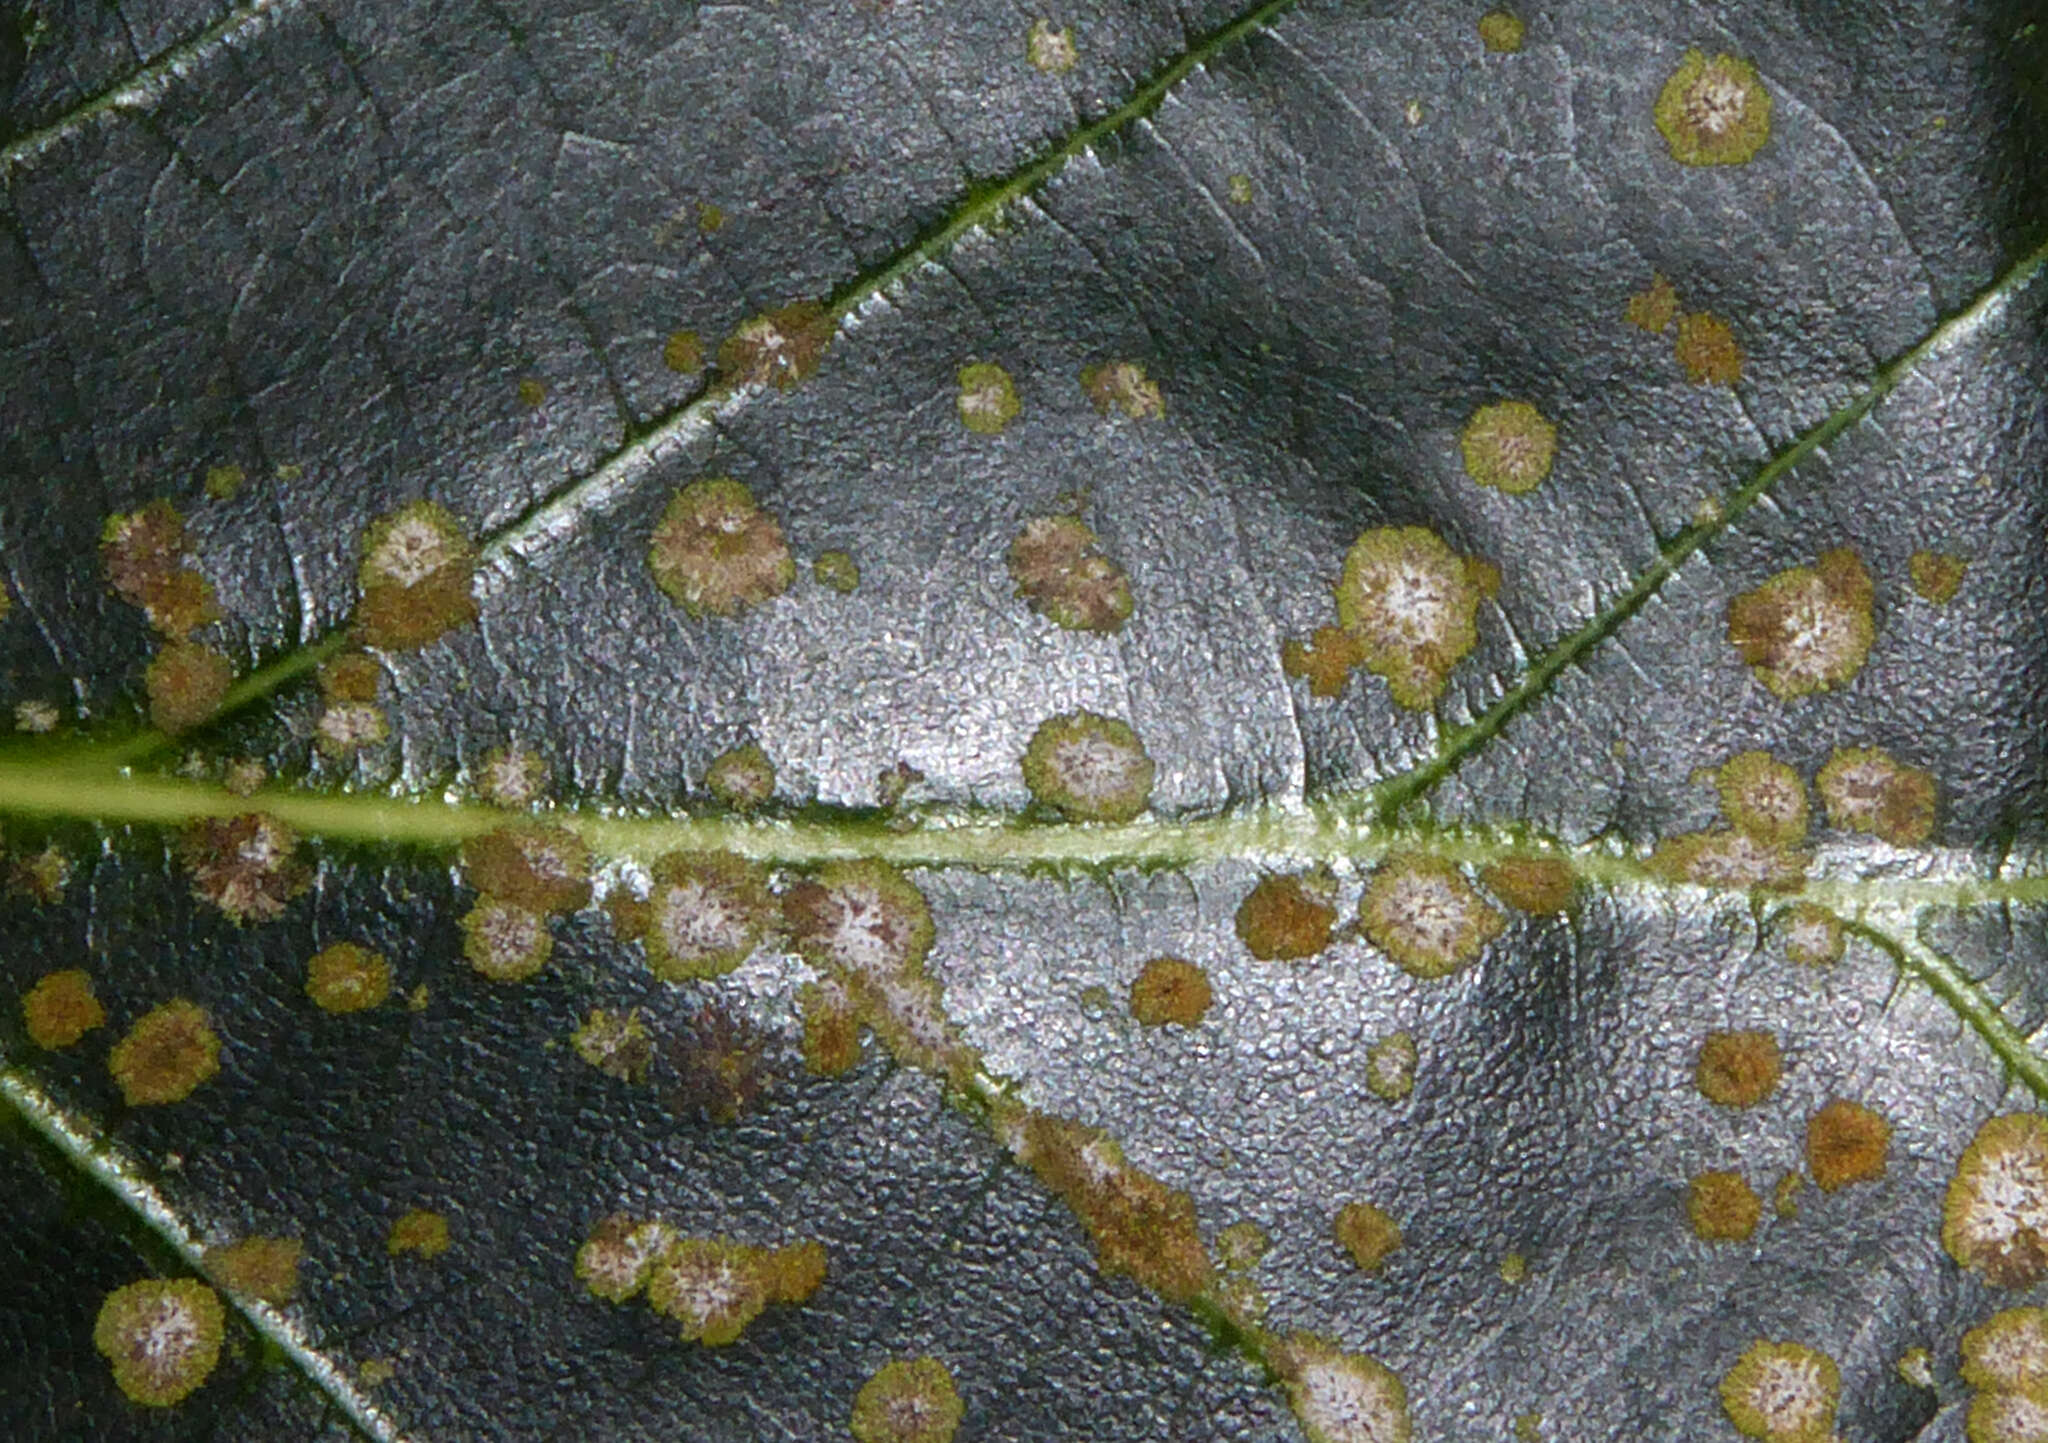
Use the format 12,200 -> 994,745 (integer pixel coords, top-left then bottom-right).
1654,50 -> 1772,166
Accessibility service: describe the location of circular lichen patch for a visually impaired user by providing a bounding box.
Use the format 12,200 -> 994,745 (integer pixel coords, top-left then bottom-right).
305,942 -> 391,1013
852,1356 -> 965,1443
1020,711 -> 1155,822
648,479 -> 796,619
1359,854 -> 1504,979
1333,1201 -> 1403,1272
387,1208 -> 452,1259
1654,50 -> 1772,166
1687,1171 -> 1761,1241
23,969 -> 105,1049
1335,526 -> 1496,709
1460,400 -> 1556,494
1476,8 -> 1524,53
94,1278 -> 224,1407
1719,1339 -> 1838,1440
1726,548 -> 1874,700
956,362 -> 1021,435
1807,1098 -> 1890,1191
109,999 -> 221,1106
1696,1029 -> 1781,1107
1128,957 -> 1212,1027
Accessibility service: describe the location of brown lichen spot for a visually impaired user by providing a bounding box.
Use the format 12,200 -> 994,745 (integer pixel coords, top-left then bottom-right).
1476,8 -> 1525,52
571,1008 -> 652,1083
460,825 -> 591,916
956,362 -> 1021,435
1778,903 -> 1844,967
1648,829 -> 1807,891
139,570 -> 219,641
783,858 -> 935,988
1654,50 -> 1773,167
387,1209 -> 452,1260
102,502 -> 216,636
1235,872 -> 1338,962
764,1240 -> 828,1304
648,478 -> 796,619
1226,172 -> 1254,205
1944,1113 -> 2048,1288
814,549 -> 860,593
1960,1306 -> 2048,1393
1334,1201 -> 1403,1273
1674,312 -> 1744,386
1335,526 -> 1495,709
475,743 -> 550,808
109,999 -> 220,1106
1013,1111 -> 1213,1302
93,1278 -> 224,1408
1216,1221 -> 1270,1272
1696,1029 -> 1781,1107
203,1236 -> 302,1304
1360,853 -> 1505,979
705,742 -> 775,812
144,641 -> 233,736
305,942 -> 391,1014
852,1356 -> 964,1443
1080,360 -> 1164,419
354,500 -> 479,650
1719,1340 -> 1839,1441
1909,549 -> 1968,604
664,999 -> 774,1124
1815,745 -> 1938,845
1007,514 -> 1133,632
1626,274 -> 1678,333
317,651 -> 382,704
799,979 -> 864,1077
1807,1098 -> 1890,1191
641,850 -> 774,982
204,464 -> 245,500
515,376 -> 547,410
1687,1171 -> 1761,1241
1499,1251 -> 1529,1285
1969,1391 -> 2048,1443
662,329 -> 703,375
1128,957 -> 1212,1027
221,759 -> 267,797
10,844 -> 72,904
1282,625 -> 1369,699
1365,1032 -> 1419,1101
1726,547 -> 1874,700
181,812 -> 306,923
1270,1332 -> 1413,1443
1020,710 -> 1155,822
575,1213 -> 676,1303
1460,400 -> 1557,494
1481,855 -> 1576,914
461,898 -> 553,982
716,300 -> 833,391
1773,1171 -> 1803,1219
1025,18 -> 1077,73
314,701 -> 388,759
1716,751 -> 1808,846
646,1237 -> 772,1345
22,969 -> 105,1049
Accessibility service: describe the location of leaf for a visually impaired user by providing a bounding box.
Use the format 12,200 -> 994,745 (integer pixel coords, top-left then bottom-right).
2,0 -> 2046,1439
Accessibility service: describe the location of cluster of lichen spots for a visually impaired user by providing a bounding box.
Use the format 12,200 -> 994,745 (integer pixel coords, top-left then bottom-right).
1270,1332 -> 1412,1443
203,1236 -> 302,1304
1020,711 -> 1155,822
1365,1031 -> 1419,1101
1007,514 -> 1133,632
102,501 -> 219,640
1673,312 -> 1744,386
1626,274 -> 1679,333
1696,1029 -> 1781,1107
1333,1201 -> 1403,1273
305,942 -> 391,1013
354,500 -> 479,651
1777,903 -> 1844,967
663,999 -> 777,1123
1476,8 -> 1525,52
1009,1109 -> 1213,1302
572,1008 -> 652,1083
575,1214 -> 678,1302
1282,625 -> 1369,699
1025,18 -> 1077,73
1360,854 -> 1505,979
1945,1114 -> 2048,1288
93,1278 -> 225,1407
1909,549 -> 1969,604
1960,1308 -> 2048,1443
1687,1171 -> 1762,1241
635,850 -> 775,982
956,362 -> 1021,435
1460,400 -> 1557,495
716,300 -> 834,391
1655,50 -> 1772,166
1081,361 -> 1165,419
1816,745 -> 1938,845
1481,855 -> 1576,915
463,825 -> 592,915
814,549 -> 860,593
144,640 -> 235,736
180,812 -> 308,923
648,478 -> 797,619
475,742 -> 550,808
21,968 -> 105,1049
314,651 -> 387,759
1718,1340 -> 1839,1441
705,743 -> 775,812
662,329 -> 704,376
851,1356 -> 964,1443
1334,526 -> 1498,709
387,1208 -> 452,1260
109,999 -> 221,1106
1235,871 -> 1338,961
1727,548 -> 1875,700
1806,1099 -> 1890,1191
1128,956 -> 1212,1027
644,1234 -> 826,1345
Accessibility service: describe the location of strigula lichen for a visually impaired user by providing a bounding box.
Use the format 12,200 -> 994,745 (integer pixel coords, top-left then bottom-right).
1674,312 -> 1744,386
1334,526 -> 1497,709
475,743 -> 550,808
1807,1098 -> 1890,1191
956,362 -> 1021,435
1726,548 -> 1874,700
1476,8 -> 1524,52
662,329 -> 703,375
1460,400 -> 1557,495
1718,1340 -> 1839,1440
102,501 -> 218,639
851,1356 -> 965,1443
814,549 -> 861,593
1779,903 -> 1844,967
1359,854 -> 1505,979
460,825 -> 592,917
1717,751 -> 1808,846
387,1208 -> 452,1260
1235,871 -> 1338,961
1815,745 -> 1937,845
1687,1171 -> 1761,1242
635,851 -> 775,983
1365,1032 -> 1419,1101
1020,710 -> 1156,822
1961,1307 -> 2048,1393
354,500 -> 479,650
1654,50 -> 1773,167
1007,514 -> 1133,633
109,999 -> 221,1106
1910,549 -> 1968,604
1025,18 -> 1077,73
203,1236 -> 302,1304
305,942 -> 391,1013
1695,1029 -> 1781,1107
1944,1113 -> 2048,1289
576,1213 -> 677,1303
180,812 -> 307,923
1128,957 -> 1212,1027
645,1237 -> 772,1345
705,742 -> 776,811
1481,855 -> 1576,915
461,899 -> 553,983
1271,1332 -> 1412,1443
648,479 -> 797,619
1626,274 -> 1678,333
22,968 -> 105,1049
571,1008 -> 653,1083
1282,625 -> 1369,699
93,1278 -> 225,1407
1080,361 -> 1164,419
1334,1201 -> 1403,1273
716,301 -> 834,391
144,640 -> 234,735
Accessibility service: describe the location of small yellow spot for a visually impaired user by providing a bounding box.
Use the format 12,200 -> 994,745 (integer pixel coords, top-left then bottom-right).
696,202 -> 725,234
1281,625 -> 1368,699
851,1356 -> 964,1443
956,361 -> 1021,435
1365,1031 -> 1418,1101
814,549 -> 860,593
1654,51 -> 1773,167
1404,99 -> 1424,126
1460,399 -> 1558,494
109,999 -> 221,1106
1226,173 -> 1254,205
516,376 -> 547,409
663,329 -> 704,374
1498,1251 -> 1528,1284
22,969 -> 105,1049
1476,8 -> 1525,53
1026,19 -> 1077,73
387,1209 -> 452,1260
305,943 -> 391,1013
1481,855 -> 1577,915
1626,274 -> 1678,332
1080,361 -> 1164,419
1893,1345 -> 1935,1390
203,463 -> 245,500
204,1235 -> 303,1303
1773,1171 -> 1803,1219
1674,311 -> 1744,386
705,742 -> 776,811
1333,1201 -> 1403,1273
571,1008 -> 652,1083
358,1359 -> 396,1387
1908,549 -> 1968,604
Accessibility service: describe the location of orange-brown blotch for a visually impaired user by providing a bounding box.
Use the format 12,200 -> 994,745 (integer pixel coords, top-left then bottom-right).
1807,1099 -> 1891,1191
1128,957 -> 1212,1027
1687,1171 -> 1762,1241
22,969 -> 105,1049
1695,1029 -> 1781,1107
1235,872 -> 1338,961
